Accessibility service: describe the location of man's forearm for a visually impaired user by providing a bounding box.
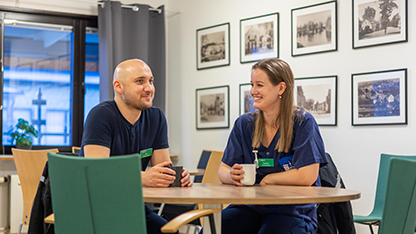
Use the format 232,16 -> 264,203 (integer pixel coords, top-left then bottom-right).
83,145 -> 110,158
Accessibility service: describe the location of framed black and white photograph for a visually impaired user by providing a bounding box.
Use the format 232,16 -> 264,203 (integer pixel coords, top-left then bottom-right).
353,0 -> 407,49
291,1 -> 337,57
240,13 -> 279,64
294,76 -> 337,126
239,83 -> 256,116
196,23 -> 230,70
196,85 -> 229,130
352,69 -> 407,126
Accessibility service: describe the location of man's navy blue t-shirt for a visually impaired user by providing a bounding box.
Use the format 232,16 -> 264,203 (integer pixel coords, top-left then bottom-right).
79,101 -> 169,170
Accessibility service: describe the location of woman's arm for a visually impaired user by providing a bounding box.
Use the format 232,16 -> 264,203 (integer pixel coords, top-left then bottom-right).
260,163 -> 319,186
218,162 -> 246,187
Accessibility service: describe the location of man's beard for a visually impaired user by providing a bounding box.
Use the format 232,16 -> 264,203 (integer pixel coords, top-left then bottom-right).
123,93 -> 153,111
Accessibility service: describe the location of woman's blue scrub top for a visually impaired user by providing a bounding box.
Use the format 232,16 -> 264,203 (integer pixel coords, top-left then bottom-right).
222,110 -> 327,227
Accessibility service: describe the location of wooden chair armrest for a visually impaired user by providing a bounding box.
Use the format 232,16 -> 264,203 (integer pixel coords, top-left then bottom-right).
45,214 -> 55,224
45,209 -> 221,231
161,209 -> 221,233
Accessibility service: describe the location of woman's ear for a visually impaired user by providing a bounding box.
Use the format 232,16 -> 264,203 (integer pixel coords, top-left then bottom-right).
278,82 -> 287,96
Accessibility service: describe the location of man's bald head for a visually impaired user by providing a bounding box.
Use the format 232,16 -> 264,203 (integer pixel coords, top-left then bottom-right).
113,59 -> 150,84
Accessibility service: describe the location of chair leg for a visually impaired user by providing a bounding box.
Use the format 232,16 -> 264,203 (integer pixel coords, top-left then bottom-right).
157,203 -> 166,216
369,224 -> 374,234
17,222 -> 22,234
208,214 -> 216,234
193,226 -> 202,234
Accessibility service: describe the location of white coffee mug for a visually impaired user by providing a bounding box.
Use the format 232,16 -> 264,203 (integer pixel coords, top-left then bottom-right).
240,164 -> 256,186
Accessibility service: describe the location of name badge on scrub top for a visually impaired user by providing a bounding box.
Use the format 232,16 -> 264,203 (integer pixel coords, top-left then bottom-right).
258,158 -> 274,167
140,148 -> 153,159
278,155 -> 294,171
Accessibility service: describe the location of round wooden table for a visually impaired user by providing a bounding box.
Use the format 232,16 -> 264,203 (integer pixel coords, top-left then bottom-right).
143,183 -> 360,233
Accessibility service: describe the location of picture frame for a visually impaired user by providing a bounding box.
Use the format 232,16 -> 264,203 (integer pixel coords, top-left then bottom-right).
196,23 -> 230,70
294,76 -> 338,126
240,13 -> 279,64
291,1 -> 337,57
239,83 -> 256,116
352,69 -> 407,126
196,85 -> 230,130
352,0 -> 408,49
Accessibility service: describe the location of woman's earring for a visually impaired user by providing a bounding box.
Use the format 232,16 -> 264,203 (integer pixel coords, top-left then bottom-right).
279,95 -> 282,99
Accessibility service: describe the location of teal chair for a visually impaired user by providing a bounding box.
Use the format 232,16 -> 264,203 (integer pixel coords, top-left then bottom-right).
47,152 -> 220,234
353,154 -> 416,234
378,158 -> 416,234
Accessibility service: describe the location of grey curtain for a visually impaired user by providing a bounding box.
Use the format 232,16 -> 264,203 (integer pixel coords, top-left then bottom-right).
98,1 -> 166,112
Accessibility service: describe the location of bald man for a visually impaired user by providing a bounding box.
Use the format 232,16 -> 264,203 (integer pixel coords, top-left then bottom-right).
79,59 -> 191,234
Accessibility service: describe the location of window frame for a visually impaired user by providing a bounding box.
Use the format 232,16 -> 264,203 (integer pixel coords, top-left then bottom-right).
0,6 -> 98,153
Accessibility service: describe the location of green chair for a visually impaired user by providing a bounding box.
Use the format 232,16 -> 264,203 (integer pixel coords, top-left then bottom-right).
353,153 -> 416,234
378,158 -> 416,234
47,152 -> 220,234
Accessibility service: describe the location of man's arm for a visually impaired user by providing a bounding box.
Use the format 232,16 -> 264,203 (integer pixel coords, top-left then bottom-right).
144,148 -> 193,187
84,145 -> 110,158
84,146 -> 174,187
151,148 -> 172,165
141,148 -> 174,187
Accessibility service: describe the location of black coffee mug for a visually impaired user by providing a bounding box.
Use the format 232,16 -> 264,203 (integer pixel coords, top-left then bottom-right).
167,165 -> 183,187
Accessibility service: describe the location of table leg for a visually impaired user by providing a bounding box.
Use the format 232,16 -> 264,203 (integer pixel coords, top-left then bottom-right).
202,204 -> 221,234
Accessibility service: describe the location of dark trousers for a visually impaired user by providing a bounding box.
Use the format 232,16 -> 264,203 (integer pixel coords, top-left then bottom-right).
145,205 -> 179,234
221,205 -> 316,234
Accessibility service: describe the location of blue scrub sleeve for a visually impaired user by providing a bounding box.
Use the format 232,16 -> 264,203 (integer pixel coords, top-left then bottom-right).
291,114 -> 326,169
222,116 -> 246,167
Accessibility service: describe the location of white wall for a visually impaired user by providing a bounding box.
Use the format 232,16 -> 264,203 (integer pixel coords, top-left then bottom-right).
1,1 -> 415,233
166,1 -> 415,233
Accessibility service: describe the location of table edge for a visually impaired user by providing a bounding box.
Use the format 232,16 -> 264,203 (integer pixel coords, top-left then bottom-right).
0,155 -> 13,160
143,193 -> 361,205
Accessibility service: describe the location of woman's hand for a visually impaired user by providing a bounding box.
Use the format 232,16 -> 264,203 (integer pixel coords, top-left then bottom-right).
229,163 -> 246,186
219,162 -> 248,186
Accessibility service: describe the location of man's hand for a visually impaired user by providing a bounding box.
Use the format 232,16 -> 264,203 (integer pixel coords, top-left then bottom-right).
142,161 -> 175,187
180,168 -> 193,187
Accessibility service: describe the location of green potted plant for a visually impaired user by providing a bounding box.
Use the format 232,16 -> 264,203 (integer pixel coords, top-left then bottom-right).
8,118 -> 38,149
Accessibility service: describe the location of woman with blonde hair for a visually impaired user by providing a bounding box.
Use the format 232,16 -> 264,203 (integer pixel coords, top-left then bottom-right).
218,58 -> 327,234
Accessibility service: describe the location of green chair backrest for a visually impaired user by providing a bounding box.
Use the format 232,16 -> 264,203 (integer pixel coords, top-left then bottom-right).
379,158 -> 416,234
48,152 -> 146,234
372,154 -> 416,217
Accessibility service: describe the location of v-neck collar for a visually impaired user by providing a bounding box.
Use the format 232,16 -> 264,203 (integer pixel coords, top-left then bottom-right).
259,128 -> 279,150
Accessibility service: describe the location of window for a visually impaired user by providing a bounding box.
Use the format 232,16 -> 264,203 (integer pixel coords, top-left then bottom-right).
85,27 -> 99,120
0,8 -> 98,152
2,22 -> 73,146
